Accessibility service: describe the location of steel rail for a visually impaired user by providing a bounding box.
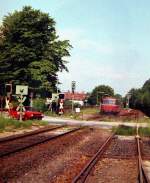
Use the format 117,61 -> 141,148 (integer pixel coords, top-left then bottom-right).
72,133 -> 115,183
136,125 -> 150,183
0,126 -> 83,158
0,125 -> 65,143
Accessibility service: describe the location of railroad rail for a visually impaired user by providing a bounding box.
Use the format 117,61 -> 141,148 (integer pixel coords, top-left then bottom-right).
73,125 -> 150,183
72,132 -> 115,183
0,125 -> 65,143
136,125 -> 150,183
0,126 -> 83,158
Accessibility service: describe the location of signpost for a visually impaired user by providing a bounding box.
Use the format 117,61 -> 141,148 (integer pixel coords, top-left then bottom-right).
16,85 -> 28,121
16,85 -> 28,95
52,93 -> 59,101
71,81 -> 76,114
30,92 -> 33,108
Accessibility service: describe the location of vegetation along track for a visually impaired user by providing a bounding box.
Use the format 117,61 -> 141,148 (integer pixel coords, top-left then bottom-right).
0,125 -> 83,158
72,125 -> 150,183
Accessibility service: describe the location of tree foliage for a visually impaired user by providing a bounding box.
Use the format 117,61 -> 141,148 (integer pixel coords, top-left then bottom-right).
88,85 -> 114,105
0,6 -> 72,95
128,79 -> 150,116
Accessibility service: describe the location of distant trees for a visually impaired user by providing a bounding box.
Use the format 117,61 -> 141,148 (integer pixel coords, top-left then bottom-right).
88,85 -> 114,105
128,79 -> 150,116
0,6 -> 72,95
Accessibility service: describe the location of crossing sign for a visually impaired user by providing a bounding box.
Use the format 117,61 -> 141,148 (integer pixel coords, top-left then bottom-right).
16,105 -> 26,112
16,87 -> 27,121
16,85 -> 28,95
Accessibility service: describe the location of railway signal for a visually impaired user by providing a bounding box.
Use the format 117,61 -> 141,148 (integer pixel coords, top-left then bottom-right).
71,81 -> 76,113
71,81 -> 76,94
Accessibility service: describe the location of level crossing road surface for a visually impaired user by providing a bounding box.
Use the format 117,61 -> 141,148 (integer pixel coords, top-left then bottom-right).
43,116 -> 148,129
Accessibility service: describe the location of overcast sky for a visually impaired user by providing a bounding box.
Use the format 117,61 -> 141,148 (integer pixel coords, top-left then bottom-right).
1,0 -> 150,95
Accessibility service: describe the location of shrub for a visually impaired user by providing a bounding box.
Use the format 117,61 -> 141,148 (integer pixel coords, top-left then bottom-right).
33,98 -> 47,112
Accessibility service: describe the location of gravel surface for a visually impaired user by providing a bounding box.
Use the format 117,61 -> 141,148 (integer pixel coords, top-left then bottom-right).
0,127 -> 111,183
85,158 -> 138,183
74,135 -> 138,183
0,125 -> 56,138
141,137 -> 150,159
0,126 -> 77,157
102,135 -> 137,159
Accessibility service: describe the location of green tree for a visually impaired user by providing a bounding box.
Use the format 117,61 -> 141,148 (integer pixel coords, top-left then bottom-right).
127,79 -> 150,116
88,85 -> 114,105
128,88 -> 142,109
0,6 -> 72,95
142,79 -> 150,92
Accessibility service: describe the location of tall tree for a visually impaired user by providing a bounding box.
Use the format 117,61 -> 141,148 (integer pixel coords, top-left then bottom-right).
0,6 -> 72,95
88,85 -> 114,105
127,79 -> 150,116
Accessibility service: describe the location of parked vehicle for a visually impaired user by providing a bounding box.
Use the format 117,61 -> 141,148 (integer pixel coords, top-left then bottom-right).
9,106 -> 44,120
100,97 -> 121,114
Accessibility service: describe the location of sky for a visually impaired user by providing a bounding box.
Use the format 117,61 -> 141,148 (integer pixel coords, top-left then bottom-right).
1,0 -> 150,95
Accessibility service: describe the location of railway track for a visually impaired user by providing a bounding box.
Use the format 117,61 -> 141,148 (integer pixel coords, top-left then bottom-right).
0,125 -> 83,158
0,125 -> 65,143
136,125 -> 150,183
72,125 -> 150,183
72,132 -> 115,183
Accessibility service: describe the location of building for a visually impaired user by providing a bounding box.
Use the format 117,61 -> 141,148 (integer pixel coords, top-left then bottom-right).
63,91 -> 87,106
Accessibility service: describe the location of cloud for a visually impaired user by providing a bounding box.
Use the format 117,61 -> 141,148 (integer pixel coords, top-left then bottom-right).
57,27 -> 149,95
58,55 -> 141,95
57,27 -> 113,54
79,39 -> 113,54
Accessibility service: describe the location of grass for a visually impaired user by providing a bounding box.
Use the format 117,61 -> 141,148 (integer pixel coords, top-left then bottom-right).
137,117 -> 150,123
44,111 -> 59,117
0,117 -> 48,133
138,125 -> 150,136
80,107 -> 99,114
112,124 -> 150,137
112,125 -> 136,136
44,107 -> 99,120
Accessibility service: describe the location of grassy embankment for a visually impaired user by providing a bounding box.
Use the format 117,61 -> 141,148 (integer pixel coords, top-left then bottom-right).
113,124 -> 150,136
0,117 -> 48,133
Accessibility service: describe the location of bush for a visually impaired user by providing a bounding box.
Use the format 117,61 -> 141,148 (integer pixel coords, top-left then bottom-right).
64,100 -> 72,107
33,98 -> 47,112
74,103 -> 81,108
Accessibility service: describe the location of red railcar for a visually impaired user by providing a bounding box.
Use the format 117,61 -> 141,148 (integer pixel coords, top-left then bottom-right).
100,97 -> 121,114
